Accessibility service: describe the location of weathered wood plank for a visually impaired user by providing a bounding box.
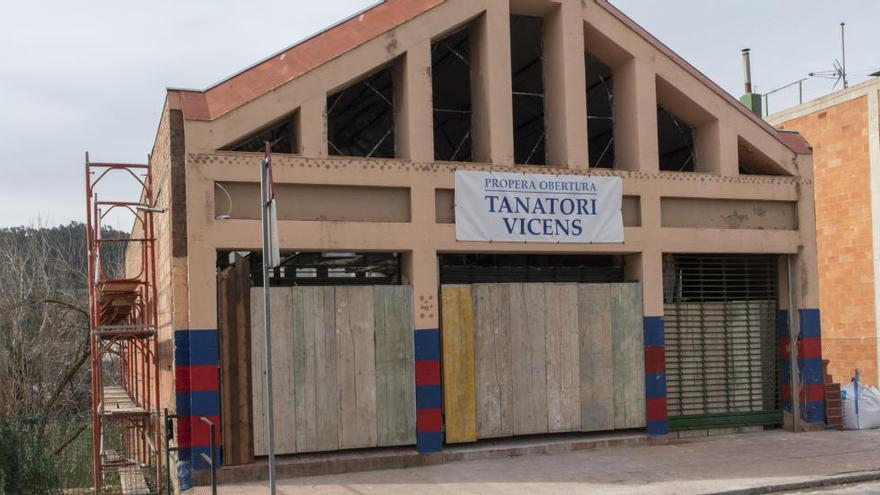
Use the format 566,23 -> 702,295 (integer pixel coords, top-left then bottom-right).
249,287 -> 297,455
336,286 -> 378,449
544,283 -> 581,432
218,257 -> 254,466
510,283 -> 548,435
292,289 -> 314,452
374,286 -> 416,447
250,289 -> 266,456
271,287 -> 297,454
578,284 -> 614,432
612,283 -> 646,429
441,286 -> 477,443
315,287 -> 339,450
293,287 -> 339,453
473,284 -> 513,438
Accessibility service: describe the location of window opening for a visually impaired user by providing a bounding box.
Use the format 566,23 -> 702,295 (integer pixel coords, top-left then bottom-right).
439,253 -> 623,284
432,27 -> 473,162
586,53 -> 615,168
327,67 -> 396,158
738,137 -> 790,176
657,105 -> 696,172
218,251 -> 402,286
222,116 -> 296,153
510,15 -> 547,165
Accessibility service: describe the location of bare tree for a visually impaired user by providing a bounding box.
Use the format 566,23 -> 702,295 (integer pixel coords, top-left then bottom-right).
0,222 -> 125,420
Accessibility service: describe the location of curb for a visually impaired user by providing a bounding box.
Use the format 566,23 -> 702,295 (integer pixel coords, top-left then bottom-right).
707,470 -> 880,495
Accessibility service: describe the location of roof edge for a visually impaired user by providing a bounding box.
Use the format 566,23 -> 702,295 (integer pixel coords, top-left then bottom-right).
202,0 -> 386,93
173,0 -> 443,121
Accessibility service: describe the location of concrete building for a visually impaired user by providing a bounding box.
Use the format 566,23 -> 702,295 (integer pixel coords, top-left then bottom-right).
127,0 -> 824,488
769,76 -> 880,387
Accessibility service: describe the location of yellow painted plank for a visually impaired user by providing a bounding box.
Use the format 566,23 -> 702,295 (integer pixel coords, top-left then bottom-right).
441,286 -> 477,443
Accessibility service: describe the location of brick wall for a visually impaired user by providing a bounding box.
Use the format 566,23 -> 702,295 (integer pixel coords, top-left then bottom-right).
779,96 -> 876,385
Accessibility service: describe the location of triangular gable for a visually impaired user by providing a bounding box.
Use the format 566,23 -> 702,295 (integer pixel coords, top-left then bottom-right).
172,0 -> 808,161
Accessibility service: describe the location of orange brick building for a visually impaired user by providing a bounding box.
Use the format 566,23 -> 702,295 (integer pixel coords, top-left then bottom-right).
770,77 -> 880,386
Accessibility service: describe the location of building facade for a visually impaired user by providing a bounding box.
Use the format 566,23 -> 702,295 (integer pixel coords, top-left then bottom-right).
770,76 -> 880,387
133,0 -> 823,487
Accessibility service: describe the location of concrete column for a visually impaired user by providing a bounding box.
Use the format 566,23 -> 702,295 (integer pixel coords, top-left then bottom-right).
544,1 -> 588,168
626,250 -> 664,318
639,191 -> 662,233
402,248 -> 441,453
298,96 -> 328,158
785,154 -> 824,429
404,248 -> 440,331
795,154 -> 820,311
471,5 -> 515,165
693,120 -> 719,174
410,180 -> 436,228
186,242 -> 218,330
625,250 -> 667,438
718,123 -> 740,176
693,120 -> 737,176
396,41 -> 435,163
615,58 -> 658,172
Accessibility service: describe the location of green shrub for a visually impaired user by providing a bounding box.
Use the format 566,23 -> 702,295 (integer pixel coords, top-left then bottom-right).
0,418 -> 62,495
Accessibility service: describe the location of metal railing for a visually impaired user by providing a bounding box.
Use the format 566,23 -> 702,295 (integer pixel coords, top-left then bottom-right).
199,417 -> 218,495
762,78 -> 807,117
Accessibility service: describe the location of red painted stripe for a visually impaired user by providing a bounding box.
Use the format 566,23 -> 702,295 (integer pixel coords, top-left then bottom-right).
779,336 -> 790,359
415,360 -> 441,386
189,415 -> 222,447
188,365 -> 219,392
800,383 -> 825,403
177,419 -> 192,447
798,338 -> 822,360
417,408 -> 442,433
646,397 -> 667,421
644,346 -> 665,374
175,366 -> 191,393
782,384 -> 825,403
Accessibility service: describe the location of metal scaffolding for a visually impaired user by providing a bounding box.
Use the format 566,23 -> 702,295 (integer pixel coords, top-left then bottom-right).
85,156 -> 162,494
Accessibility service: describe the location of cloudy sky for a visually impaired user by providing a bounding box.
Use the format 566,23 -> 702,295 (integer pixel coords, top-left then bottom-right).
1,0 -> 878,229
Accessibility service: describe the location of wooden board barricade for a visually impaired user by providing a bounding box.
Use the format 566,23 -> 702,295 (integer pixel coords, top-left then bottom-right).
441,283 -> 646,443
248,285 -> 416,456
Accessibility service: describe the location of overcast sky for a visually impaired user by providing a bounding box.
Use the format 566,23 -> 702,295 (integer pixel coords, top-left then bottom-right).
1,1 -> 878,229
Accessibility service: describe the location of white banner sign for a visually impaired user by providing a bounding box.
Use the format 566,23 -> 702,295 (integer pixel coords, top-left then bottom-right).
455,171 -> 624,243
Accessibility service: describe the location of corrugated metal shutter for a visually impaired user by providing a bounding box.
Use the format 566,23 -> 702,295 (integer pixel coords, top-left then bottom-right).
663,254 -> 781,430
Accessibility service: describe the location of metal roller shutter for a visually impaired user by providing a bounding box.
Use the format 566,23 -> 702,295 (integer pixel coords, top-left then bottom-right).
663,254 -> 781,430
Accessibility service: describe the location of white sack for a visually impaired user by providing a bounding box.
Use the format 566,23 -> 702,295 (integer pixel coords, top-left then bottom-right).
842,379 -> 880,430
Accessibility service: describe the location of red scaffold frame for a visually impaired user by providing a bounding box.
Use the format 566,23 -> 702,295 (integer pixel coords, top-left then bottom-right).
85,154 -> 162,493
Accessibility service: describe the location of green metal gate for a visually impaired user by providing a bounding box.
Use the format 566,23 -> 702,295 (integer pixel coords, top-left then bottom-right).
663,254 -> 781,430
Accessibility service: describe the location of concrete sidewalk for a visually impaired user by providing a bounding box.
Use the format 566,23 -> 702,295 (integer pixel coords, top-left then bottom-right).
195,429 -> 880,495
